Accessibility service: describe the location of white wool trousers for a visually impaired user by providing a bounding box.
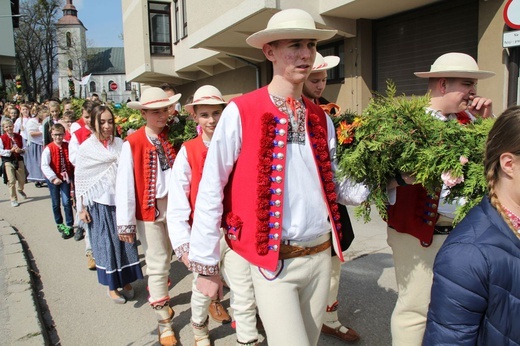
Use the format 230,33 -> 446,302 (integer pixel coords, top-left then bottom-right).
136,197 -> 173,316
220,245 -> 259,345
251,233 -> 332,346
387,227 -> 448,346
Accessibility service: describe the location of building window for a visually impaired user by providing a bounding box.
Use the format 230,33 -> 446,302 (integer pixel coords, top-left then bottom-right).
173,0 -> 187,44
68,59 -> 73,71
125,81 -> 132,91
66,32 -> 72,47
90,81 -> 96,92
181,0 -> 187,39
318,42 -> 345,84
148,1 -> 172,55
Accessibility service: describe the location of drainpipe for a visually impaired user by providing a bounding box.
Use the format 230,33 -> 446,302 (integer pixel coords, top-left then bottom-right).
229,55 -> 260,89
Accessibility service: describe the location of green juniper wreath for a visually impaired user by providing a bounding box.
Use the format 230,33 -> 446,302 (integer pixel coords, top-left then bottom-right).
335,81 -> 494,224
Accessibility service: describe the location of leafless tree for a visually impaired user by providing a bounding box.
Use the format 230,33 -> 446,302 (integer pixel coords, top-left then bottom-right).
14,0 -> 61,101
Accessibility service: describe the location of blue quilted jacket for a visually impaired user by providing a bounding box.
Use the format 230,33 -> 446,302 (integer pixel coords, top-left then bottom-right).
423,197 -> 520,345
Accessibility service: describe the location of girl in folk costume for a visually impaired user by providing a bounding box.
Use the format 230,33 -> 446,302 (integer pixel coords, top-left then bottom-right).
75,105 -> 143,304
41,123 -> 75,239
0,118 -> 27,207
25,106 -> 47,187
13,103 -> 31,146
167,85 -> 258,346
115,87 -> 180,346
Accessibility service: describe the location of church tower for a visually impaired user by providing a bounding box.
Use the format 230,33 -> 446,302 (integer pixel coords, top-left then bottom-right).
55,0 -> 87,100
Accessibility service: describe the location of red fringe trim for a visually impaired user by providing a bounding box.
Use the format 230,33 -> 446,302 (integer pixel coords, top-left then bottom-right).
255,113 -> 277,255
308,113 -> 342,233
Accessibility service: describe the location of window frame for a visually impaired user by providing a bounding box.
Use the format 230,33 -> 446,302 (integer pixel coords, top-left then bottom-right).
148,1 -> 173,56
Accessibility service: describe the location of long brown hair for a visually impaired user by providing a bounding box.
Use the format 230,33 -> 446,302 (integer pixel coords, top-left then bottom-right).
90,104 -> 116,142
484,105 -> 520,237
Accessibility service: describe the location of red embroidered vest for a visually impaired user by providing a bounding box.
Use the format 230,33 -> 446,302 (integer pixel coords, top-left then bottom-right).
1,133 -> 24,161
47,142 -> 73,180
386,184 -> 441,246
184,136 -> 208,224
126,127 -> 176,221
221,87 -> 343,271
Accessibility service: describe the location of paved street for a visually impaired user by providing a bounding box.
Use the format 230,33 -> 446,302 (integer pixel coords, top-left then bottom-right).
0,182 -> 396,345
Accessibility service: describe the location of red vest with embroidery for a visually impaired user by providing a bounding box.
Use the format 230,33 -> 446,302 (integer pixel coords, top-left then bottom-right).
1,133 -> 24,161
386,184 -> 441,246
47,142 -> 73,181
184,136 -> 208,224
126,126 -> 176,221
221,86 -> 343,271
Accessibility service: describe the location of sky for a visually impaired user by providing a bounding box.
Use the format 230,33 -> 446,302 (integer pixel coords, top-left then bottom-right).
71,0 -> 124,47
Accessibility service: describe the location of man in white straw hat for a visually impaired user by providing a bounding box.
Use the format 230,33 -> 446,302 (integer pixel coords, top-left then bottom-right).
303,52 -> 341,111
115,87 -> 181,346
187,8 -> 368,346
386,52 -> 495,346
303,53 -> 361,344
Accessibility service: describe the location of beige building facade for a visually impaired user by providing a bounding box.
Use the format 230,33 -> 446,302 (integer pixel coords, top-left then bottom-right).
122,0 -> 518,115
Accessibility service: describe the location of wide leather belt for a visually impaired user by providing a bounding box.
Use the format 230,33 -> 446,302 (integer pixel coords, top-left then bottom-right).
279,239 -> 332,260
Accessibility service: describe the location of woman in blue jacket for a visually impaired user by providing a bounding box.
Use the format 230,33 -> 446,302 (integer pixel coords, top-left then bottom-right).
423,105 -> 520,345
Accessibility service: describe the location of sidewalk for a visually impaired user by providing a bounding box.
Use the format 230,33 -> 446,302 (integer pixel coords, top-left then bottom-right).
0,220 -> 46,345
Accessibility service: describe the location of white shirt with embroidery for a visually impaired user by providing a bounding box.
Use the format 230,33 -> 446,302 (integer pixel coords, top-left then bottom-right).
115,136 -> 172,228
188,100 -> 369,267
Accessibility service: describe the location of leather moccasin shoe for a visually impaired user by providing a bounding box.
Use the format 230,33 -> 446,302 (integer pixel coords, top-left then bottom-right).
321,324 -> 361,343
208,300 -> 231,324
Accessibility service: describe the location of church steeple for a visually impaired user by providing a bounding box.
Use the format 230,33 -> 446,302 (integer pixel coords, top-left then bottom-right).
56,0 -> 86,28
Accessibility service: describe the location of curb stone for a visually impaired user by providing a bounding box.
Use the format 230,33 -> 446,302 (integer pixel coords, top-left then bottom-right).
0,220 -> 46,346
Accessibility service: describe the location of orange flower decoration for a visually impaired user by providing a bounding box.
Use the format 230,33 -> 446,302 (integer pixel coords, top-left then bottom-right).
336,119 -> 360,145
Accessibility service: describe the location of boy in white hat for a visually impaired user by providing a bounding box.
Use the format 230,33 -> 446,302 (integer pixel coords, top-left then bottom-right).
187,9 -> 368,346
167,85 -> 238,345
303,53 -> 361,343
386,52 -> 494,346
115,87 -> 181,346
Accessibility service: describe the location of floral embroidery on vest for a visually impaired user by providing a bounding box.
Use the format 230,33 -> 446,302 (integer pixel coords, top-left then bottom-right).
253,111 -> 342,255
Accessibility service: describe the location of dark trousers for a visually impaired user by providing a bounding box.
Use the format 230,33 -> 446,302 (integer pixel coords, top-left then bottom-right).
45,178 -> 74,226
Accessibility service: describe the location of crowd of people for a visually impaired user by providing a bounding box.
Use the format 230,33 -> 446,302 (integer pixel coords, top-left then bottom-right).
1,8 -> 519,346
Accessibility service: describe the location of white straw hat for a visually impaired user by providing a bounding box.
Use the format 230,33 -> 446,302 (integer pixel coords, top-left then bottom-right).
184,85 -> 227,114
414,52 -> 495,79
246,9 -> 337,49
128,87 -> 181,110
312,52 -> 340,72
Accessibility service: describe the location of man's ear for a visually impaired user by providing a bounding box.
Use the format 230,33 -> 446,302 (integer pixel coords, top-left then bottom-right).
262,43 -> 276,62
438,78 -> 447,94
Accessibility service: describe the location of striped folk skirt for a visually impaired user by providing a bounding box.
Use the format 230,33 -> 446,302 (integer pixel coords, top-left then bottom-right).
88,202 -> 144,290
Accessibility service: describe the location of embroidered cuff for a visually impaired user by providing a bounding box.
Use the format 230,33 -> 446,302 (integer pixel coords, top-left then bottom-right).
173,243 -> 190,260
117,225 -> 136,235
188,261 -> 219,276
